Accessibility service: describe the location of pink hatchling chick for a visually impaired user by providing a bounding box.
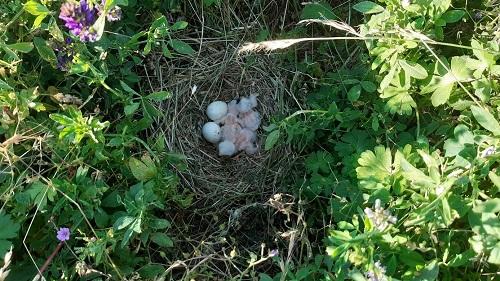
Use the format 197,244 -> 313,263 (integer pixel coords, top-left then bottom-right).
222,123 -> 241,143
227,100 -> 239,115
239,110 -> 261,131
235,128 -> 257,152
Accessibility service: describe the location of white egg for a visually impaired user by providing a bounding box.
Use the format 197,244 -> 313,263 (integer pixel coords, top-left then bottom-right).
207,101 -> 228,121
218,141 -> 236,156
202,122 -> 221,143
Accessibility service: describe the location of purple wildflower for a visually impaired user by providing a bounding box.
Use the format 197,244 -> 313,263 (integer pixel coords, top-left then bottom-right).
56,227 -> 71,241
53,38 -> 74,71
269,249 -> 279,257
59,0 -> 99,42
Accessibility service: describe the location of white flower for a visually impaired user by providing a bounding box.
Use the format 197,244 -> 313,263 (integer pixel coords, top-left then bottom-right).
364,199 -> 397,231
481,146 -> 496,158
401,0 -> 411,8
365,261 -> 388,281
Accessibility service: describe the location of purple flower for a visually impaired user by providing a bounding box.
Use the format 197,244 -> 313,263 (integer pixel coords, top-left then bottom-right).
59,0 -> 99,42
53,39 -> 74,71
269,249 -> 279,257
56,227 -> 71,241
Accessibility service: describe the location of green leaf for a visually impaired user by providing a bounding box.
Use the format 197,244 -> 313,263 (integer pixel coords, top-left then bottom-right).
151,218 -> 171,230
473,198 -> 500,213
447,249 -> 475,267
411,260 -> 439,281
353,1 -> 384,14
380,86 -> 416,115
489,171 -> 500,189
145,91 -> 171,101
259,273 -> 274,281
171,21 -> 188,31
356,146 -> 393,189
450,56 -> 474,81
347,84 -> 361,102
0,212 -> 20,257
124,102 -> 140,116
138,264 -> 165,279
33,14 -> 47,29
400,249 -> 425,267
430,81 -> 454,107
169,39 -> 195,55
7,43 -> 34,53
0,79 -> 13,90
120,80 -> 138,95
488,246 -> 500,264
113,216 -> 135,230
49,113 -> 75,126
265,129 -> 280,150
441,10 -> 465,23
399,60 -> 428,79
49,18 -> 65,42
300,2 -> 337,20
129,155 -> 158,181
24,1 -> 50,15
150,232 -> 174,247
360,81 -> 376,93
33,37 -> 56,63
470,105 -> 500,136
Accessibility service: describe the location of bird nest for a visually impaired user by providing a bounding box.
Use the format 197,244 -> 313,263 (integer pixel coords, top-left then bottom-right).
142,37 -> 298,212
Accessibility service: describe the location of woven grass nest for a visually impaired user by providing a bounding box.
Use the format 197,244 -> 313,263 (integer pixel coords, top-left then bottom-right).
142,37 -> 299,212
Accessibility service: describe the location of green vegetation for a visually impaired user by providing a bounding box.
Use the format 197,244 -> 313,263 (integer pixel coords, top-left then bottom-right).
0,0 -> 498,280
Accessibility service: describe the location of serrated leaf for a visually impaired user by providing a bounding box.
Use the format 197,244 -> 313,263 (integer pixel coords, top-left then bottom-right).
150,232 -> 173,247
470,105 -> 500,136
145,91 -> 171,101
128,155 -> 157,181
380,86 -> 416,115
169,39 -> 195,55
353,1 -> 384,14
0,212 -> 20,257
305,151 -> 334,174
124,102 -> 140,116
399,60 -> 428,79
430,80 -> 454,106
265,129 -> 280,150
356,146 -> 393,189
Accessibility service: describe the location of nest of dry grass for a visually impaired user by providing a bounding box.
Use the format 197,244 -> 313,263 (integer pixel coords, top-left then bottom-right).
136,1 -> 312,278
142,37 -> 298,211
